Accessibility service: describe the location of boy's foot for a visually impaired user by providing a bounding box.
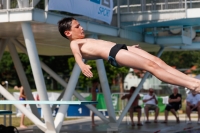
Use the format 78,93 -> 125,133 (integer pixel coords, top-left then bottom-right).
187,120 -> 192,124
131,123 -> 135,126
92,123 -> 97,127
154,120 -> 158,123
176,117 -> 180,123
145,121 -> 151,123
137,123 -> 143,126
20,125 -> 27,128
161,121 -> 167,123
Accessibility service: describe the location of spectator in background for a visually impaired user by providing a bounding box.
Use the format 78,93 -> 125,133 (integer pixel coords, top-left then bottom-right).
19,86 -> 27,128
162,87 -> 181,123
91,79 -> 99,126
143,88 -> 159,123
121,86 -> 142,126
186,90 -> 200,124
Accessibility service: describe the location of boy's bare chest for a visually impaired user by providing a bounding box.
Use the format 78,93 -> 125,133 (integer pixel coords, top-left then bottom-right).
78,41 -> 116,59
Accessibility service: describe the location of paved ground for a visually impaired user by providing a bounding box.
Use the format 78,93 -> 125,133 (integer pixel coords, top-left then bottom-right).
16,114 -> 200,133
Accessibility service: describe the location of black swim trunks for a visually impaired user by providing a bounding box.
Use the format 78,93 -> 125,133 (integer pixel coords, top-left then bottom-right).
108,44 -> 128,67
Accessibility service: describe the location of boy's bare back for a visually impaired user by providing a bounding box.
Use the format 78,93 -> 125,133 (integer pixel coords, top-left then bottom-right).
70,38 -> 116,60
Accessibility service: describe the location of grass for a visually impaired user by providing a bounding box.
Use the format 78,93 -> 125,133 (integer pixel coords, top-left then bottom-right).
0,116 -> 34,127
0,116 -> 77,127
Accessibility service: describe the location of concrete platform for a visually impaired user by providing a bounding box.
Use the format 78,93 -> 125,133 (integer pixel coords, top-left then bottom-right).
17,115 -> 200,133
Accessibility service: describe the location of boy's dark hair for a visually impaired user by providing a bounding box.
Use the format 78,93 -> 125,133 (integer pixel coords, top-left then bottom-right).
57,17 -> 76,39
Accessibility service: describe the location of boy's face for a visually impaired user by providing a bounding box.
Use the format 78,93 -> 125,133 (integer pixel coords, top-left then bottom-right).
65,20 -> 85,40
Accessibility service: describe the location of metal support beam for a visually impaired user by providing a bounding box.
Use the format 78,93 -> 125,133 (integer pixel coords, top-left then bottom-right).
13,39 -> 109,123
117,46 -> 165,125
0,39 -> 8,126
21,22 -> 56,133
89,34 -> 116,123
54,62 -> 83,132
96,59 -> 117,123
7,40 -> 40,119
44,59 -> 108,122
0,85 -> 46,132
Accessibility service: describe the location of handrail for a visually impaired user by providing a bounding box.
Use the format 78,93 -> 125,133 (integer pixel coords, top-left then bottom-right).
0,0 -> 40,10
113,0 -> 200,13
1,0 -> 199,14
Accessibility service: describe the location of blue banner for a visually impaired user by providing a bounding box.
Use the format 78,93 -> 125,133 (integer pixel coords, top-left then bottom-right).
48,0 -> 113,24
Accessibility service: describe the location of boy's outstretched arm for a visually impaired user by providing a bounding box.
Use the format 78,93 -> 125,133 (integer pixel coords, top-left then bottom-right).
70,40 -> 93,78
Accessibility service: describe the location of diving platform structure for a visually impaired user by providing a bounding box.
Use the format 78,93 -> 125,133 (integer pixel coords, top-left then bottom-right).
0,0 -> 200,133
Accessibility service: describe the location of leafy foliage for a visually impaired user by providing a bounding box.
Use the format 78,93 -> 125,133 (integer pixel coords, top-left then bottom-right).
1,50 -> 200,90
67,57 -> 129,88
160,51 -> 200,70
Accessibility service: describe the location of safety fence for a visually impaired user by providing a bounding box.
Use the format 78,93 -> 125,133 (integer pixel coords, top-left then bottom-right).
1,0 -> 199,13
0,0 -> 34,9
113,0 -> 200,13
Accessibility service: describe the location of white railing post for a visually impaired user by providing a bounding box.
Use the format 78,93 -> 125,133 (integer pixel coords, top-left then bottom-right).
17,0 -> 23,8
117,0 -> 120,27
7,0 -> 10,9
127,0 -> 130,12
185,0 -> 187,9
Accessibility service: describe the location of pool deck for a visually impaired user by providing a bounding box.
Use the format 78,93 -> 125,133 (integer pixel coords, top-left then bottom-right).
17,114 -> 200,133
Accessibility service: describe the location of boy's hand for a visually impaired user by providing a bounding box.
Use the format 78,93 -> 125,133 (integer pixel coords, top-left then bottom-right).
81,64 -> 93,78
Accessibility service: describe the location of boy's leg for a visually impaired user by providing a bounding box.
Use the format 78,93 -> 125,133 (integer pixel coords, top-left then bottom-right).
92,112 -> 95,126
144,106 -> 149,122
170,108 -> 177,118
20,104 -> 27,128
186,105 -> 191,121
154,107 -> 159,123
20,114 -> 27,128
127,46 -> 198,83
136,108 -> 142,124
92,104 -> 97,126
116,50 -> 199,91
129,109 -> 134,126
164,110 -> 168,123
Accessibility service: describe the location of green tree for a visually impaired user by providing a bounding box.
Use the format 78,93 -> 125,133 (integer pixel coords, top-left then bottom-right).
39,55 -> 73,90
67,57 -> 129,92
0,52 -> 15,83
160,51 -> 200,70
0,52 -> 34,87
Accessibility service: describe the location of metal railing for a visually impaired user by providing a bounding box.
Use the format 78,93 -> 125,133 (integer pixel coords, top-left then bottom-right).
1,0 -> 199,14
0,0 -> 39,10
113,0 -> 200,13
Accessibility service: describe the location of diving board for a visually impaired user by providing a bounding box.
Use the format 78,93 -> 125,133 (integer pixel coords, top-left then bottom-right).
0,100 -> 97,105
